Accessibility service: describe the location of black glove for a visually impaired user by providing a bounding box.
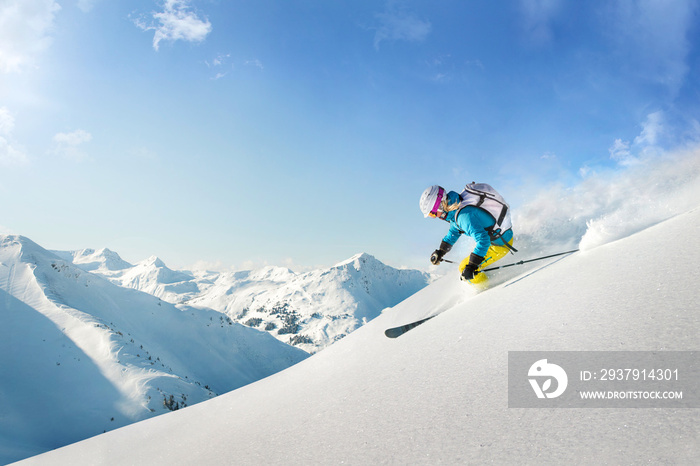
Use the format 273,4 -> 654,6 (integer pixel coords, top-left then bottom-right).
430,241 -> 452,265
430,249 -> 445,265
460,253 -> 485,281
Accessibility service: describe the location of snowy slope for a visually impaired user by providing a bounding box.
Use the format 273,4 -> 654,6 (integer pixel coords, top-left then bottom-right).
17,207 -> 700,465
0,236 -> 308,464
65,250 -> 431,353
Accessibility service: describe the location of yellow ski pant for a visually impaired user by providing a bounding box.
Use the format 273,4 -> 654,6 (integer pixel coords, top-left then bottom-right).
458,239 -> 514,285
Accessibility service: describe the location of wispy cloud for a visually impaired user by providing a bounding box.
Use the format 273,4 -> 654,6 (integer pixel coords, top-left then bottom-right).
203,55 -> 264,80
244,59 -> 264,70
425,55 -> 484,83
205,53 -> 231,79
609,138 -> 633,165
610,111 -> 666,166
205,53 -> 230,68
0,107 -> 28,166
686,119 -> 700,143
77,0 -> 100,13
0,107 -> 14,135
634,111 -> 664,147
129,146 -> 158,161
609,0 -> 697,94
465,59 -> 485,70
0,134 -> 28,166
0,0 -> 61,73
519,0 -> 564,45
372,3 -> 431,50
425,54 -> 450,82
189,259 -> 230,272
52,129 -> 92,161
134,0 -> 212,51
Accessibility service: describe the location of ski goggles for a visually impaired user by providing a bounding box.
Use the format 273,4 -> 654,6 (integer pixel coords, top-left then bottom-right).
428,187 -> 445,218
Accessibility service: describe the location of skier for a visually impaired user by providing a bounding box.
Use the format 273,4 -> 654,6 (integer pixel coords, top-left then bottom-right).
419,184 -> 515,285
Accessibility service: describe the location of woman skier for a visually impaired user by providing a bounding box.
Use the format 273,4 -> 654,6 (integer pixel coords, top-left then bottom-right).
419,184 -> 515,285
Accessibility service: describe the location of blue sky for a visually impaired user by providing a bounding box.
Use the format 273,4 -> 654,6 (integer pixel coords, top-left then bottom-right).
1,0 -> 699,271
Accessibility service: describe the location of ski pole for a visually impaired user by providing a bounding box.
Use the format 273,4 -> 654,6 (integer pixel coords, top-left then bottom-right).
438,249 -> 578,269
480,249 -> 578,272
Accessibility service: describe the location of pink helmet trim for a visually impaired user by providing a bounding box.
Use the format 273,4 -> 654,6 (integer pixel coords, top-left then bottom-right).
430,187 -> 445,216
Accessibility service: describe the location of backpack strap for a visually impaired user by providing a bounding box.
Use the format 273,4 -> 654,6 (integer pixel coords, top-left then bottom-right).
487,227 -> 518,254
495,205 -> 508,229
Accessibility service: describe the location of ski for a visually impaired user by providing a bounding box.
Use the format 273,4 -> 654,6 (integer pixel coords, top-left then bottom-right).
384,316 -> 435,338
385,250 -> 578,338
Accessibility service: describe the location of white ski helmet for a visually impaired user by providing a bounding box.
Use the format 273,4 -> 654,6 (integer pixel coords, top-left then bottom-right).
419,185 -> 446,218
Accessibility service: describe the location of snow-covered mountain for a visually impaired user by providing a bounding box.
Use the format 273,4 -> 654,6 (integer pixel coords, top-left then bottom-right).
52,248 -> 134,272
0,235 -> 431,463
0,236 -> 308,464
15,206 -> 700,466
62,250 -> 432,353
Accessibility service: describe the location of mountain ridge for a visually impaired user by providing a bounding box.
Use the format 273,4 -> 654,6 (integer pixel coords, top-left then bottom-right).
60,247 -> 432,352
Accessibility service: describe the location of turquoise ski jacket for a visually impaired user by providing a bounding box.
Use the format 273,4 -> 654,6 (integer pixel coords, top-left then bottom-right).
441,191 -> 514,257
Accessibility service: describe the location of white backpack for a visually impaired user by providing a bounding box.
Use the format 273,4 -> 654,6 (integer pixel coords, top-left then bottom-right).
456,182 -> 516,251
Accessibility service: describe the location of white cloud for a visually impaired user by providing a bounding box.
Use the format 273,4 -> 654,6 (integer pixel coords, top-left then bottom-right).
0,107 -> 28,166
610,111 -> 666,166
609,138 -> 633,165
373,4 -> 431,50
52,129 -> 92,161
634,111 -> 664,147
0,0 -> 61,73
54,129 -> 92,146
135,0 -> 212,51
